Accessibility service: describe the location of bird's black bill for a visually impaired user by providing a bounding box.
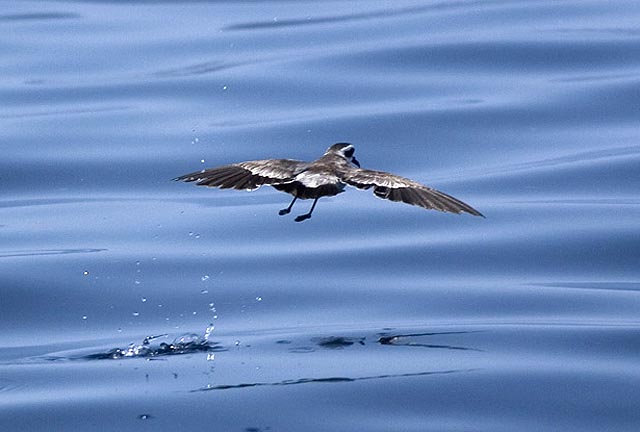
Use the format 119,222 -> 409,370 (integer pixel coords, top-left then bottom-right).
352,157 -> 360,168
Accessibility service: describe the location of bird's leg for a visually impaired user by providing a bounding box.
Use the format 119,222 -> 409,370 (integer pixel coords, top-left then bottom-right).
279,196 -> 298,216
294,198 -> 319,222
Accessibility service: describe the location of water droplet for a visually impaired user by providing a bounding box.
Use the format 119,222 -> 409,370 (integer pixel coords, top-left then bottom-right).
201,275 -> 210,282
188,231 -> 194,236
200,159 -> 205,164
222,85 -> 228,90
134,280 -> 141,285
136,261 -> 141,266
83,271 -> 89,276
141,297 -> 147,302
194,138 -> 199,143
201,289 -> 209,294
234,340 -> 240,346
132,312 -> 140,317
138,414 -> 151,420
117,327 -> 122,333
213,315 -> 218,320
204,323 -> 215,341
82,315 -> 88,320
192,311 -> 197,315
195,234 -> 200,239
255,296 -> 262,302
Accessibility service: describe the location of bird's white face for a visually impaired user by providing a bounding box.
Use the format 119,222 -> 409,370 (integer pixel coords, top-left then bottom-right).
339,145 -> 360,168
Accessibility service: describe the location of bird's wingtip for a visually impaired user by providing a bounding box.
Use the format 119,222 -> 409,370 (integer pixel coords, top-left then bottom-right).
470,207 -> 486,218
467,209 -> 485,218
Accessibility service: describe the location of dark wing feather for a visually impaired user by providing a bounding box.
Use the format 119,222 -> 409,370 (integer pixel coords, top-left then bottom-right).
174,159 -> 306,191
340,168 -> 484,217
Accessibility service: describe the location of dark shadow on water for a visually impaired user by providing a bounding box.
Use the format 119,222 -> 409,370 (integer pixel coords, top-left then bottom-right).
193,368 -> 477,392
312,336 -> 365,349
288,331 -> 481,353
378,331 -> 483,352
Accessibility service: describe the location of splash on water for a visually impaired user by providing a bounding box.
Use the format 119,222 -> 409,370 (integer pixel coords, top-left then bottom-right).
37,324 -> 225,362
86,330 -> 224,360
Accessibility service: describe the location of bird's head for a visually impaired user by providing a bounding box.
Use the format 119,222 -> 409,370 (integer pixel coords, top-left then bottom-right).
326,142 -> 360,167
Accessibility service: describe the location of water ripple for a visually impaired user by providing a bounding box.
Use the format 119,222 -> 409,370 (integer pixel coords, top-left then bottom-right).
223,1 -> 506,31
194,369 -> 475,392
341,40 -> 640,73
0,249 -> 106,259
151,60 -> 248,79
0,12 -> 80,22
530,281 -> 640,293
0,105 -> 131,120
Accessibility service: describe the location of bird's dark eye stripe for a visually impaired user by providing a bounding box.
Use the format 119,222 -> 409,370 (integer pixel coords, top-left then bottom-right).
344,148 -> 354,158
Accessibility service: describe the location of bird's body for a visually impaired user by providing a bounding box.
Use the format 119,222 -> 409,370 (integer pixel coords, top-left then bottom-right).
174,143 -> 483,221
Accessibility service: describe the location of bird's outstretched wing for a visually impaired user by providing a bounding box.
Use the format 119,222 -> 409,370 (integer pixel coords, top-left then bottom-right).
339,168 -> 484,217
174,159 -> 307,191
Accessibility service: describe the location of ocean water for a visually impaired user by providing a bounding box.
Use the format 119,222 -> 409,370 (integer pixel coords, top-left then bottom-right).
1,0 -> 640,430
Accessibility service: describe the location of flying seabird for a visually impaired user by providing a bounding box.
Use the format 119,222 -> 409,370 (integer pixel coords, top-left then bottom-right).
174,143 -> 483,222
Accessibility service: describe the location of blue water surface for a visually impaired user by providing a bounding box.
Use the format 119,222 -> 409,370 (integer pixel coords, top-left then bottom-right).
1,1 -> 640,431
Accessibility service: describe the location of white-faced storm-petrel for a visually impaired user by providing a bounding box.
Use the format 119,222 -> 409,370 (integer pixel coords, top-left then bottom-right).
174,143 -> 483,222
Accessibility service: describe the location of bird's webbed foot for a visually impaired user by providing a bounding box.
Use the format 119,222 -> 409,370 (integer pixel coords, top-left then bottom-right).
294,213 -> 312,222
279,196 -> 297,216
